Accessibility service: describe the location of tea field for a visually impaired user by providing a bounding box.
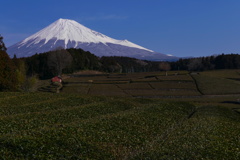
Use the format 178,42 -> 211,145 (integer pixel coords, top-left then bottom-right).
59,71 -> 201,97
192,69 -> 240,95
1,70 -> 240,159
0,95 -> 240,159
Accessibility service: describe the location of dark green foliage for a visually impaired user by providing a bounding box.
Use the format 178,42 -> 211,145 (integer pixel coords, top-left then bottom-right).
100,56 -> 159,73
0,35 -> 7,51
22,48 -> 163,79
100,56 -> 122,73
215,54 -> 240,69
0,51 -> 18,91
9,47 -> 240,81
171,58 -> 189,71
23,48 -> 100,79
24,53 -> 52,79
67,48 -> 100,72
171,53 -> 240,71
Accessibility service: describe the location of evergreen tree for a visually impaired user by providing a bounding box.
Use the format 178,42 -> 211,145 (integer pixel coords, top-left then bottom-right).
0,35 -> 7,51
0,50 -> 18,91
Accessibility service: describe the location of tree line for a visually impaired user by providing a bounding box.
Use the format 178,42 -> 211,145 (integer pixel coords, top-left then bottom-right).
171,53 -> 240,71
21,51 -> 240,79
23,48 -> 162,79
1,43 -> 240,91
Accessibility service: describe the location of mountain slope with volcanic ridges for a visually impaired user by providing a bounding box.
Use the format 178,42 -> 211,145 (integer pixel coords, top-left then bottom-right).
8,18 -> 177,61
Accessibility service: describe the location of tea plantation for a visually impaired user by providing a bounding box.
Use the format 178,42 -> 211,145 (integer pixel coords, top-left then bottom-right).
1,70 -> 240,159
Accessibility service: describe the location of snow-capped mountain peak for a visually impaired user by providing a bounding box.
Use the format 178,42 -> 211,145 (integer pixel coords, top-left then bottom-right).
8,18 -> 177,61
18,18 -> 152,52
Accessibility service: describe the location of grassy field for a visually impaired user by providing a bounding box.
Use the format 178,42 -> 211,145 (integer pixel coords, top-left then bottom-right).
192,70 -> 240,95
1,70 -> 240,159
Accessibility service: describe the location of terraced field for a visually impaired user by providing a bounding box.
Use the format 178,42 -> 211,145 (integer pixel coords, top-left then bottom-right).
1,70 -> 240,159
192,70 -> 240,95
61,71 -> 201,97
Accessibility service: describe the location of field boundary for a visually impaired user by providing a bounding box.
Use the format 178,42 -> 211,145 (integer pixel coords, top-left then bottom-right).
189,73 -> 204,95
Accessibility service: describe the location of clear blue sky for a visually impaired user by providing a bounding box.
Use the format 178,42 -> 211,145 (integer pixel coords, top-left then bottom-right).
1,0 -> 240,57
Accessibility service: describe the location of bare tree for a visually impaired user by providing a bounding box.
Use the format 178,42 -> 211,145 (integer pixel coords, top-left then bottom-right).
159,62 -> 171,76
47,47 -> 73,76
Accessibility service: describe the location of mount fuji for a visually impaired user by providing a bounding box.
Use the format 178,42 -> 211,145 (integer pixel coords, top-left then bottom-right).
8,18 -> 177,61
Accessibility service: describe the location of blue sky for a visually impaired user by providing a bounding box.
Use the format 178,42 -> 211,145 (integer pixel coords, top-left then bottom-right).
1,0 -> 240,57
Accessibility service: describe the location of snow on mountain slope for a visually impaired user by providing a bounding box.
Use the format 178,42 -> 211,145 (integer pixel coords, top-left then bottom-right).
8,18 -> 177,61
18,19 -> 152,51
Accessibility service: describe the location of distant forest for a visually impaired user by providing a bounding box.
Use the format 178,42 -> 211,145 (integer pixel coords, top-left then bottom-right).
21,48 -> 240,78
0,46 -> 240,91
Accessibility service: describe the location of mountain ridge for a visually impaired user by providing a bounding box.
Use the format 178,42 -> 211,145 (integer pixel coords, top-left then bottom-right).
8,18 -> 178,61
